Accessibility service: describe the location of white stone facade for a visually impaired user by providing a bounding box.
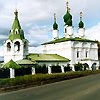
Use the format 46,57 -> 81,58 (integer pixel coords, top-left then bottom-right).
78,28 -> 85,38
52,30 -> 59,40
43,40 -> 99,70
4,39 -> 29,63
64,25 -> 74,38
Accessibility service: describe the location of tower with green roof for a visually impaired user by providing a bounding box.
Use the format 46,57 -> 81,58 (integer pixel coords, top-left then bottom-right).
4,10 -> 29,63
78,12 -> 85,38
63,1 -> 73,38
52,13 -> 59,40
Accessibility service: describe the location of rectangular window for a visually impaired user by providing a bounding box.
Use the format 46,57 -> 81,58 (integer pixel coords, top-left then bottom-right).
77,51 -> 79,58
86,51 -> 88,58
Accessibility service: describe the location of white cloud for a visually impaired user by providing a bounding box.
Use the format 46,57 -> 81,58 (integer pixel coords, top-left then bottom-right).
0,46 -> 4,57
0,0 -> 100,29
0,35 -> 7,40
26,25 -> 51,46
29,45 -> 43,53
85,23 -> 100,41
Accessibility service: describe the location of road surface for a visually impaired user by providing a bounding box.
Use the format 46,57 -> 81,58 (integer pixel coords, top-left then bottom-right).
0,73 -> 100,100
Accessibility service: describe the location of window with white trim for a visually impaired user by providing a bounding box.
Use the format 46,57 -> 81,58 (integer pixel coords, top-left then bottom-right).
86,51 -> 88,58
14,41 -> 20,51
77,51 -> 79,58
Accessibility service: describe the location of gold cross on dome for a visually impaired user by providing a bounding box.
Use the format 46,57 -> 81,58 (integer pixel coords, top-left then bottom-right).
54,13 -> 56,21
66,0 -> 69,9
80,12 -> 83,20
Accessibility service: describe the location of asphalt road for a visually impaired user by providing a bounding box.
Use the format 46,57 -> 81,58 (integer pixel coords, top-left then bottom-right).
0,73 -> 100,100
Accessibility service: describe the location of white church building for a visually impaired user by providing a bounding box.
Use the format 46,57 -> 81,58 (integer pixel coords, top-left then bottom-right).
42,2 -> 99,71
2,9 -> 69,78
1,1 -> 99,78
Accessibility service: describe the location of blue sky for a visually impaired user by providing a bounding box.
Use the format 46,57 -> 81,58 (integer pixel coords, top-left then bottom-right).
0,0 -> 100,56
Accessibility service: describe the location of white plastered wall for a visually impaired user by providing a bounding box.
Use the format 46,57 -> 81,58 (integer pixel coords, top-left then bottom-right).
43,40 -> 98,70
4,39 -> 29,63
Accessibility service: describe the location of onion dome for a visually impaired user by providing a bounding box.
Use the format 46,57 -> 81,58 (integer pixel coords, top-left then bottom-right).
53,13 -> 58,30
63,1 -> 72,25
53,22 -> 58,30
79,20 -> 84,28
79,12 -> 84,28
67,18 -> 72,26
63,11 -> 72,23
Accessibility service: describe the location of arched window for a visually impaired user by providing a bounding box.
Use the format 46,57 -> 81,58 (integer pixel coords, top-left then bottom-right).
83,63 -> 89,70
15,29 -> 19,34
14,41 -> 20,51
15,30 -> 17,34
91,63 -> 96,70
7,42 -> 11,51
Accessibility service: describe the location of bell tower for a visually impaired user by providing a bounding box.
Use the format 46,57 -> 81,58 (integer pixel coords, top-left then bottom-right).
4,10 -> 29,63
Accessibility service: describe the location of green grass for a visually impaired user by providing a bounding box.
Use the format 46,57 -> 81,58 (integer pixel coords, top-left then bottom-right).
0,70 -> 100,92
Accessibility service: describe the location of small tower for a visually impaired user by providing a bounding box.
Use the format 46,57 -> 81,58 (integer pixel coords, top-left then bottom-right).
4,9 -> 29,63
63,1 -> 73,38
52,13 -> 59,40
78,12 -> 85,38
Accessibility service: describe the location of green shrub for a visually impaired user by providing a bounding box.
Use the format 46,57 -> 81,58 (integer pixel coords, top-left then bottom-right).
0,70 -> 100,90
51,65 -> 61,73
35,64 -> 48,74
64,64 -> 72,72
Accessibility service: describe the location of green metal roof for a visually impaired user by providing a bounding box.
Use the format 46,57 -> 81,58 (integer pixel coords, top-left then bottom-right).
16,59 -> 36,65
3,60 -> 21,69
8,31 -> 25,41
8,10 -> 25,41
12,10 -> 21,30
27,54 -> 69,62
42,37 -> 98,45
